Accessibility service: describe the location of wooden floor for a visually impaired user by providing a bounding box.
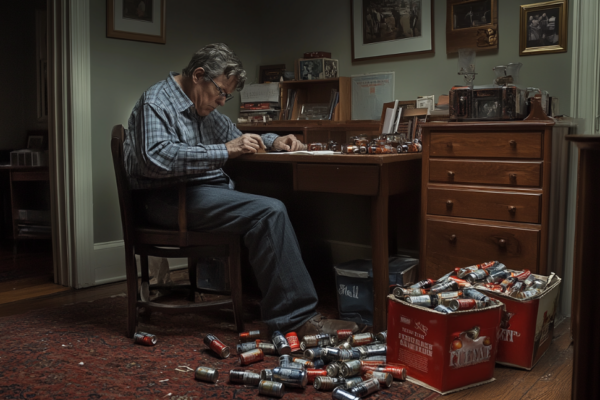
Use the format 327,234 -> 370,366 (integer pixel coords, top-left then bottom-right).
0,276 -> 574,399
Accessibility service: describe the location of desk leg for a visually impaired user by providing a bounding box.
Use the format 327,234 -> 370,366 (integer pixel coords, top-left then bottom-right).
372,164 -> 390,333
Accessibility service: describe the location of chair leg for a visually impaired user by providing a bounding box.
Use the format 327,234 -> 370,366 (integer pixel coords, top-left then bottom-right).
188,257 -> 198,302
125,250 -> 138,338
229,238 -> 244,332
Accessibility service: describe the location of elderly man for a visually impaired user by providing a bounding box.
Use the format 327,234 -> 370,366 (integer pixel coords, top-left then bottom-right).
124,43 -> 358,337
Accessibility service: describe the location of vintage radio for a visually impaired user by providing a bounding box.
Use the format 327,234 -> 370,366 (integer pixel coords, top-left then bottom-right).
449,85 -> 527,121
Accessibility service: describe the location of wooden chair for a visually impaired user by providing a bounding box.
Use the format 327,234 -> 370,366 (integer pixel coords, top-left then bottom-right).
110,124 -> 244,338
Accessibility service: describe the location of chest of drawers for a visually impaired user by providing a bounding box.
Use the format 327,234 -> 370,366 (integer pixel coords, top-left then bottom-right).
419,121 -> 555,280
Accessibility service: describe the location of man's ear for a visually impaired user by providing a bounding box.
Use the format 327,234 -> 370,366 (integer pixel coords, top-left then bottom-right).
192,67 -> 205,84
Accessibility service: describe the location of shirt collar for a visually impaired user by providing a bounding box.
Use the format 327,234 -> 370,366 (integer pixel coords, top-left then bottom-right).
167,72 -> 196,114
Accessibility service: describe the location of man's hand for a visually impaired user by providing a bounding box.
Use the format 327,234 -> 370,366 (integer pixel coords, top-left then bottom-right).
225,134 -> 266,158
272,134 -> 306,152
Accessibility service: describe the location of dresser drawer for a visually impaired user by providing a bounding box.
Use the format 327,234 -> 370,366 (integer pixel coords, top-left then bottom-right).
429,160 -> 542,187
427,188 -> 542,223
430,132 -> 543,159
425,218 -> 540,279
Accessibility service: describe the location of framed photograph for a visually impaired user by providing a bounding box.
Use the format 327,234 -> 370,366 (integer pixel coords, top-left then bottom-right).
351,0 -> 434,61
417,95 -> 435,113
520,1 -> 567,56
27,135 -> 45,150
107,0 -> 166,44
259,64 -> 286,83
446,0 -> 498,54
298,58 -> 338,81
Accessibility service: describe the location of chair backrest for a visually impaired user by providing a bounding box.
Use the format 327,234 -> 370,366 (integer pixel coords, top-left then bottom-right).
111,125 -> 136,247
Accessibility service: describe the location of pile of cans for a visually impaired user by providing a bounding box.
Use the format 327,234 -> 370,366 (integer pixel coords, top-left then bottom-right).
339,135 -> 422,155
196,329 -> 406,398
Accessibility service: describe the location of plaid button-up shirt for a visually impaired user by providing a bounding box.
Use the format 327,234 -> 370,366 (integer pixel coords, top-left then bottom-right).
124,72 -> 278,190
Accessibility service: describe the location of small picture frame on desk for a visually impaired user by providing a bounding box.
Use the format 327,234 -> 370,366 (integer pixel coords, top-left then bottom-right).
298,58 -> 338,80
259,64 -> 286,83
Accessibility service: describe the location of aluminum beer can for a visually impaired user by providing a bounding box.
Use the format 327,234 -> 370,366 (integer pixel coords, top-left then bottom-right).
363,355 -> 387,362
448,299 -> 486,311
238,330 -> 260,343
363,370 -> 393,388
304,347 -> 324,360
531,279 -> 546,290
239,348 -> 264,366
313,376 -> 344,390
406,294 -> 437,308
340,359 -> 362,377
463,288 -> 490,303
349,332 -> 374,346
203,334 -> 230,359
430,280 -> 459,293
409,278 -> 435,289
272,366 -> 308,388
133,331 -> 157,346
195,366 -> 218,383
271,331 -> 291,355
301,334 -> 333,349
305,368 -> 328,383
337,329 -> 354,341
332,387 -> 361,400
229,368 -> 260,386
313,358 -> 325,369
375,330 -> 387,343
350,377 -> 380,397
520,288 -> 542,299
258,380 -> 284,398
344,375 -> 364,389
360,365 -> 407,380
326,362 -> 340,377
456,265 -> 478,278
338,341 -> 353,350
486,269 -> 510,284
257,342 -> 278,355
285,332 -> 301,352
363,344 -> 387,358
291,357 -> 314,368
237,341 -> 258,354
465,269 -> 490,283
434,304 -> 453,314
393,287 -> 427,298
260,369 -> 273,380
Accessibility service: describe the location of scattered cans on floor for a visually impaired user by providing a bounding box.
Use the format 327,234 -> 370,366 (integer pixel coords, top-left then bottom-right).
133,331 -> 157,346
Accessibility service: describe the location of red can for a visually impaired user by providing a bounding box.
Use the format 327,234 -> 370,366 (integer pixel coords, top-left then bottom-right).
373,366 -> 407,381
203,334 -> 230,359
336,329 -> 353,341
349,333 -> 374,346
239,330 -> 261,343
305,368 -> 328,383
285,332 -> 301,352
239,348 -> 264,366
133,331 -> 157,346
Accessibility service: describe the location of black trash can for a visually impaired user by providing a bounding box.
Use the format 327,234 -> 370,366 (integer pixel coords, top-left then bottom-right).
334,256 -> 418,325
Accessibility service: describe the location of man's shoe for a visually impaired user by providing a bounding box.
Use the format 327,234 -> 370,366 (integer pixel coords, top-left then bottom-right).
295,313 -> 359,339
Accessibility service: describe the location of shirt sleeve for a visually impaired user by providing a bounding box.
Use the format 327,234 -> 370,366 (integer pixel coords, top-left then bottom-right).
136,103 -> 228,179
212,112 -> 279,149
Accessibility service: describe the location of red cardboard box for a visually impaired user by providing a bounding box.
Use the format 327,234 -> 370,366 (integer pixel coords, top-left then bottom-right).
477,274 -> 561,370
387,295 -> 503,394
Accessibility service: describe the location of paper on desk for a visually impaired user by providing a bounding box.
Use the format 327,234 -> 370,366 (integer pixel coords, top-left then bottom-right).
263,151 -> 337,155
240,83 -> 279,103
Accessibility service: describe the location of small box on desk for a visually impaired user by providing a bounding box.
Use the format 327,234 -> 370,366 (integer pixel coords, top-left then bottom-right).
387,295 -> 502,394
476,273 -> 562,370
297,58 -> 338,80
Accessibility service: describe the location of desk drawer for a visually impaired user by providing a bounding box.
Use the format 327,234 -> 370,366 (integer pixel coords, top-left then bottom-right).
429,160 -> 542,187
295,164 -> 379,195
427,188 -> 541,223
425,218 -> 540,279
430,132 -> 543,159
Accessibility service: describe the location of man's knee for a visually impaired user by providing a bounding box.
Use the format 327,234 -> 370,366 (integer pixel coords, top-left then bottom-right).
257,197 -> 288,219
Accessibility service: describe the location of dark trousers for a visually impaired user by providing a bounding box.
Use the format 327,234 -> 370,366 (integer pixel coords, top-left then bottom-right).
135,177 -> 319,332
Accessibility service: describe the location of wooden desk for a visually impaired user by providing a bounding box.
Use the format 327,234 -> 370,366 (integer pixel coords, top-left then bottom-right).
564,135 -> 600,400
226,152 -> 421,332
0,165 -> 51,245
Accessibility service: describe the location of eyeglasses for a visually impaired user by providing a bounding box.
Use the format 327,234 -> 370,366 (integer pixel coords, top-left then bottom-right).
207,77 -> 234,102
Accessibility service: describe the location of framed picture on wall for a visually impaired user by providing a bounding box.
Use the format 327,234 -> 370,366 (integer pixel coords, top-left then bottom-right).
519,0 -> 568,56
351,0 -> 434,61
107,0 -> 166,44
446,0 -> 498,54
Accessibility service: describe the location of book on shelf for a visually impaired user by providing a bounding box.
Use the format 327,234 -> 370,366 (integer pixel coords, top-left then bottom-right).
240,102 -> 281,110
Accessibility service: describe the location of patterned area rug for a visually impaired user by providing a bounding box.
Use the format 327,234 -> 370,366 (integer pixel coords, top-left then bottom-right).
0,292 -> 440,399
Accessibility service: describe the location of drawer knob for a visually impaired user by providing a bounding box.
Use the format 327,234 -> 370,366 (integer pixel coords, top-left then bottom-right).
508,206 -> 516,213
448,171 -> 455,178
509,174 -> 517,180
446,200 -> 453,209
509,140 -> 517,147
498,239 -> 506,247
447,142 -> 453,148
449,234 -> 457,242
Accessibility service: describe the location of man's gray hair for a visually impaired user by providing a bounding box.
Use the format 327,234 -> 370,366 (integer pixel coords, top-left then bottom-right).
182,43 -> 247,91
